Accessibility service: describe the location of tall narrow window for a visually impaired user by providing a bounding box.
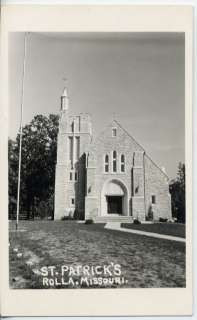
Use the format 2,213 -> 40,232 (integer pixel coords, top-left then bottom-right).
75,137 -> 80,161
112,128 -> 117,137
112,151 -> 117,172
70,197 -> 75,206
120,154 -> 125,172
70,121 -> 74,133
152,195 -> 156,204
104,154 -> 109,173
74,171 -> 78,181
68,137 -> 73,163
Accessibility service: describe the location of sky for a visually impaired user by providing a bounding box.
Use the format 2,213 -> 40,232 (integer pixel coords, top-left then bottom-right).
9,32 -> 185,179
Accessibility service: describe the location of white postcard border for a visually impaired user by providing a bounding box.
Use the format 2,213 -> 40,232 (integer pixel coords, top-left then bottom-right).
0,4 -> 193,316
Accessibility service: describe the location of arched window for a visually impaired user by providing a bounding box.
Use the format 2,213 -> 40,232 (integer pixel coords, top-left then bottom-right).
104,154 -> 109,173
112,151 -> 117,172
120,154 -> 125,172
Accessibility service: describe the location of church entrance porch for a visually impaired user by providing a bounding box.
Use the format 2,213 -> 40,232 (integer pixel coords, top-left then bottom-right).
106,196 -> 123,214
101,179 -> 129,217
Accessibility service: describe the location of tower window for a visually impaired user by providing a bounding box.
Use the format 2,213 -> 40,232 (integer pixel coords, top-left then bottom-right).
104,154 -> 109,173
75,137 -> 80,161
68,137 -> 73,163
70,197 -> 75,206
120,154 -> 125,172
151,195 -> 156,204
74,172 -> 78,181
112,128 -> 117,137
86,153 -> 89,168
112,151 -> 117,172
69,171 -> 78,181
70,121 -> 74,132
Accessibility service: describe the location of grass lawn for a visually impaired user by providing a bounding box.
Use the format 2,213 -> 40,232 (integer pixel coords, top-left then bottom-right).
9,221 -> 185,289
121,223 -> 185,238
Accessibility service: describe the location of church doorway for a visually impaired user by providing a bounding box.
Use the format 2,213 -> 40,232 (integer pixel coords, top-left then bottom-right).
107,196 -> 123,214
101,179 -> 129,216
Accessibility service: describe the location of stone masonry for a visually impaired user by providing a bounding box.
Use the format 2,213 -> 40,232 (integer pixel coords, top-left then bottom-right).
54,88 -> 172,221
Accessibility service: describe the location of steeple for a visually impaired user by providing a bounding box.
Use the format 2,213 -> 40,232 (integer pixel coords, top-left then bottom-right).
61,86 -> 69,111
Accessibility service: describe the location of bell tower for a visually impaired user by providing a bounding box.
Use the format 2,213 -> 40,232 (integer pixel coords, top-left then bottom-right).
54,87 -> 92,220
61,87 -> 69,111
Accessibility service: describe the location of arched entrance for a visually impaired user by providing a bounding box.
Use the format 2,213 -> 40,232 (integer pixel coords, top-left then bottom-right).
101,179 -> 128,216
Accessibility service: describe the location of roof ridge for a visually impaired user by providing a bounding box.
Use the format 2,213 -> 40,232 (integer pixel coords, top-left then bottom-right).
114,120 -> 169,179
113,119 -> 145,152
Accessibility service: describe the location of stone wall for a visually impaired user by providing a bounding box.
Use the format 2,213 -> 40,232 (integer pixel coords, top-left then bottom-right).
144,156 -> 172,220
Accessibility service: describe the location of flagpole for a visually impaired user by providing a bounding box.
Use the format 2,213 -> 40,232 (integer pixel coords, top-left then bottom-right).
16,32 -> 28,231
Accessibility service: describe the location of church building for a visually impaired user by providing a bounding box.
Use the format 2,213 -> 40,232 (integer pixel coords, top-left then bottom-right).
54,88 -> 172,222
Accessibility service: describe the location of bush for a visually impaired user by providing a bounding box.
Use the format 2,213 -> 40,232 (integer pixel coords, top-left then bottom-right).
133,218 -> 141,225
159,217 -> 168,223
85,219 -> 94,225
35,195 -> 54,220
61,216 -> 74,221
73,210 -> 84,220
147,205 -> 154,221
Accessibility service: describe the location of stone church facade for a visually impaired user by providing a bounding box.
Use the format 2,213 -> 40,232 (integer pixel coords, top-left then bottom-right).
54,88 -> 172,222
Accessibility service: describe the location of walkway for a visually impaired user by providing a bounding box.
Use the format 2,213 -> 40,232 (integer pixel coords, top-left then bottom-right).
104,222 -> 185,243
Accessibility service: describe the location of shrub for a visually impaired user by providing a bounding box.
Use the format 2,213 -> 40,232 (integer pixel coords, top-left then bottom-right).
147,205 -> 154,221
159,217 -> 168,223
35,195 -> 54,220
61,215 -> 75,221
73,210 -> 84,220
133,218 -> 141,225
85,219 -> 94,225
167,218 -> 177,223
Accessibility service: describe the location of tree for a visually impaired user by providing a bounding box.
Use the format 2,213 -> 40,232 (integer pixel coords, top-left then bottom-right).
170,162 -> 185,223
8,114 -> 59,219
8,139 -> 18,219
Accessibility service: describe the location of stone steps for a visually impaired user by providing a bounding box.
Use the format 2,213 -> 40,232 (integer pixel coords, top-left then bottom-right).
93,215 -> 133,223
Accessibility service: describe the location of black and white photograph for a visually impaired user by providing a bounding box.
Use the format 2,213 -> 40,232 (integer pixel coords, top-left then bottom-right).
8,32 -> 186,290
